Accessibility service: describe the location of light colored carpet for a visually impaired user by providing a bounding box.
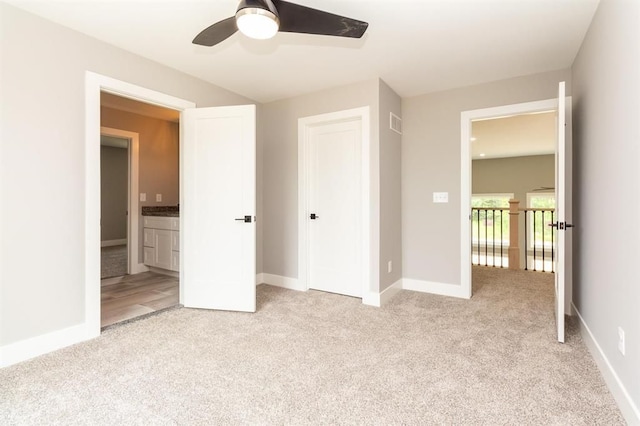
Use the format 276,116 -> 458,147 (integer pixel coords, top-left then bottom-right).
1,268 -> 623,425
101,245 -> 127,279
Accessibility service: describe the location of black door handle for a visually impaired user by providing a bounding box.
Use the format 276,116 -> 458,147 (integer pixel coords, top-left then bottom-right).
235,215 -> 252,223
310,213 -> 319,220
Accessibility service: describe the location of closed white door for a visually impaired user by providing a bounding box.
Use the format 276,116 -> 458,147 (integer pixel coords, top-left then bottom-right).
308,119 -> 362,297
181,105 -> 256,312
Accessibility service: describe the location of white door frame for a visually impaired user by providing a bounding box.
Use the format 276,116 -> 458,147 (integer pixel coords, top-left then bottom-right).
460,97 -> 568,300
85,71 -> 195,339
298,106 -> 373,302
100,127 -> 146,275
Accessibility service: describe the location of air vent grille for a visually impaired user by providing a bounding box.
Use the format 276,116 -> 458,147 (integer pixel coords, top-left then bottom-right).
390,112 -> 402,135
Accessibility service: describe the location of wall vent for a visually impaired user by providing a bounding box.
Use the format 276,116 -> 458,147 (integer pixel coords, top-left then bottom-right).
390,112 -> 402,135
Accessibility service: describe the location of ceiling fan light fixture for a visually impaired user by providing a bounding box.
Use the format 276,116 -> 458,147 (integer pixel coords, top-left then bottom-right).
236,7 -> 279,40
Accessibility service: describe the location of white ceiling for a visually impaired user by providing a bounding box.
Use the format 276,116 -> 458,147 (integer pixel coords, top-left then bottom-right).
471,111 -> 556,160
5,0 -> 599,103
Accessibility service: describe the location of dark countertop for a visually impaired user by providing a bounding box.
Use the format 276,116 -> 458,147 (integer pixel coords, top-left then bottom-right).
142,206 -> 179,217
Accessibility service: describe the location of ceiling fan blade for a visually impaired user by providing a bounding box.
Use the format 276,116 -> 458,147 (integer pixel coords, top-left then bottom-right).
193,16 -> 238,46
273,0 -> 368,38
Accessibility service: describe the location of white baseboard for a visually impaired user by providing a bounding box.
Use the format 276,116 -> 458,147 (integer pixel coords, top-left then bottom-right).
148,267 -> 178,278
256,273 -> 265,286
401,278 -> 468,299
100,239 -> 127,247
260,273 -> 305,291
572,303 -> 640,424
130,263 -> 149,274
363,279 -> 402,307
0,323 -> 89,368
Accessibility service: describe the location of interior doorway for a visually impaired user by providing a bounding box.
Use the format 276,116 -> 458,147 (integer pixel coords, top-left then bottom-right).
470,111 -> 557,273
460,84 -> 573,343
100,133 -> 130,279
97,91 -> 184,328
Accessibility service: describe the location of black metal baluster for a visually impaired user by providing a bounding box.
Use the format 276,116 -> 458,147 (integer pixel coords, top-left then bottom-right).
533,211 -> 538,271
524,210 -> 528,271
542,211 -> 547,272
484,209 -> 488,266
500,209 -> 504,268
477,209 -> 480,266
492,209 -> 496,267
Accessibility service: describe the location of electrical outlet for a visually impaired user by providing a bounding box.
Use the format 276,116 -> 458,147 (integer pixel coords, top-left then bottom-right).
387,261 -> 393,273
156,194 -> 162,202
618,327 -> 625,355
140,193 -> 146,202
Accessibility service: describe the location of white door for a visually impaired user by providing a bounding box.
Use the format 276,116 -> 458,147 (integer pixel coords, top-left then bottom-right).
554,81 -> 571,343
182,105 -> 256,312
308,119 -> 362,297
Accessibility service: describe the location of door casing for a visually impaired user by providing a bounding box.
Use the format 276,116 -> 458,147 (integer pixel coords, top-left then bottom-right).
85,72 -> 195,339
100,127 -> 145,275
298,107 -> 374,302
460,96 -> 572,311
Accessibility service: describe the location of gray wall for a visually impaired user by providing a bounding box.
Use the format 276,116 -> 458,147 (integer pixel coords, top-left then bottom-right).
261,79 -> 380,284
472,155 -> 555,204
378,80 -> 403,289
402,69 -> 571,286
102,108 -> 180,208
0,3 -> 254,346
572,0 -> 640,415
261,78 -> 403,294
100,145 -> 128,242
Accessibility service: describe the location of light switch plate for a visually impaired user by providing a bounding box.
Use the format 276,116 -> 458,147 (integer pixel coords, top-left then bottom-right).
156,194 -> 162,202
140,193 -> 146,202
433,192 -> 449,203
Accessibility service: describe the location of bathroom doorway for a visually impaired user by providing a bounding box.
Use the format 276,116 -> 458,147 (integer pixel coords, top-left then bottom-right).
99,92 -> 181,328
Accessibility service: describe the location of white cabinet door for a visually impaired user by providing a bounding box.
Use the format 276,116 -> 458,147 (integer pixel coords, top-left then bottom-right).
171,231 -> 179,251
143,246 -> 155,266
182,105 -> 256,312
171,251 -> 180,271
153,229 -> 173,270
143,228 -> 155,247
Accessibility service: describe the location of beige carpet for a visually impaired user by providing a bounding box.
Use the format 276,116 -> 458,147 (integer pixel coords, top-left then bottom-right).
1,268 -> 623,425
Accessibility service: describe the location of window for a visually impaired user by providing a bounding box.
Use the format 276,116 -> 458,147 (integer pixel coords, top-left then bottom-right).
526,193 -> 556,249
471,193 -> 513,246
471,193 -> 513,209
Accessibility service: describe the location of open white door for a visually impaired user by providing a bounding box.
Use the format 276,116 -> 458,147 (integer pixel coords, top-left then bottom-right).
554,82 -> 571,343
182,105 -> 256,312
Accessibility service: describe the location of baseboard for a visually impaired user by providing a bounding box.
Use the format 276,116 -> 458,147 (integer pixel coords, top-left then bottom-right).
401,278 -> 468,299
256,273 -> 265,286
148,267 -> 178,278
130,263 -> 149,274
362,279 -> 402,307
0,323 -> 88,368
573,303 -> 640,424
260,273 -> 305,291
100,239 -> 127,247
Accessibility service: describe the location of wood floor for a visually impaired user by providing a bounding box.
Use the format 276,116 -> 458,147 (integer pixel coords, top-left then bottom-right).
101,272 -> 179,328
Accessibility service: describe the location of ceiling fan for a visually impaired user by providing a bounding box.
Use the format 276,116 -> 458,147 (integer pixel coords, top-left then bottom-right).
193,0 -> 369,47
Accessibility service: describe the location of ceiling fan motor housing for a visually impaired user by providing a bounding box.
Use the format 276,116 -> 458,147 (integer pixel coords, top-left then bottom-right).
237,0 -> 279,17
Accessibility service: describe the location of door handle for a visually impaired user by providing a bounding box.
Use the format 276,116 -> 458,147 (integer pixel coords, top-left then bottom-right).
310,213 -> 319,220
549,221 -> 574,230
235,215 -> 252,223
